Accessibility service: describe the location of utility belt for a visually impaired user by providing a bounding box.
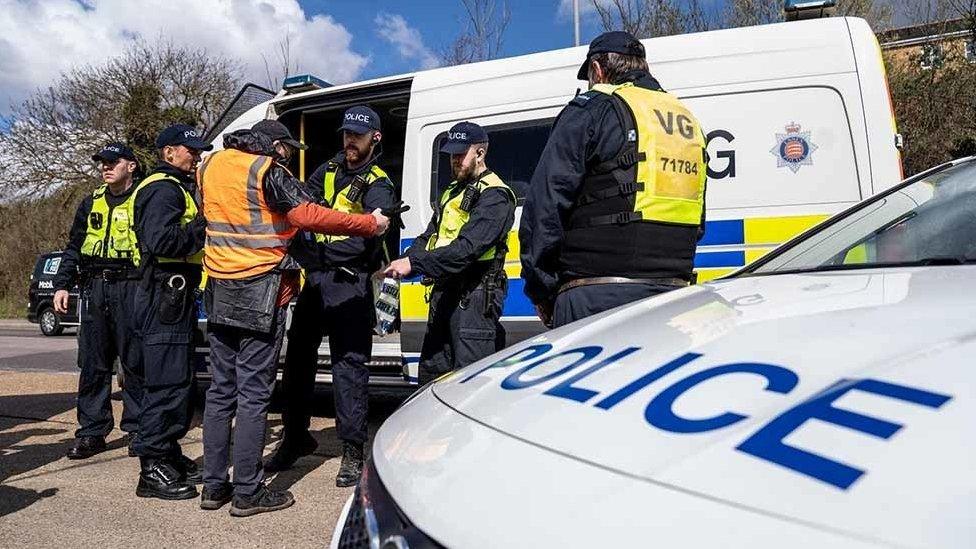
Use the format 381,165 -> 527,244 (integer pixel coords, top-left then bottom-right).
82,267 -> 138,283
424,258 -> 507,317
558,276 -> 691,295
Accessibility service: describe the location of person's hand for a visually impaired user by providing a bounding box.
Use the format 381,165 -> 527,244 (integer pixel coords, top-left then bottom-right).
53,290 -> 70,314
535,301 -> 554,329
383,257 -> 412,280
371,209 -> 390,236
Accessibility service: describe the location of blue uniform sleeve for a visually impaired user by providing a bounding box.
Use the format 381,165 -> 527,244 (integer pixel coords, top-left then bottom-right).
134,182 -> 204,260
53,196 -> 92,291
407,188 -> 515,279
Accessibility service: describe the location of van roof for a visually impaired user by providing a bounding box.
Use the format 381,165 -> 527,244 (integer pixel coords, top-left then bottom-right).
272,17 -> 868,110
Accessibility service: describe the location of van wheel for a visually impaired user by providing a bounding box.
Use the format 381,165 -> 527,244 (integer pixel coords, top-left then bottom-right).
39,307 -> 63,336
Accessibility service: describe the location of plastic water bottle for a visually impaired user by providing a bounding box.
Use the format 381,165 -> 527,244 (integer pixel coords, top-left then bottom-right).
374,276 -> 400,336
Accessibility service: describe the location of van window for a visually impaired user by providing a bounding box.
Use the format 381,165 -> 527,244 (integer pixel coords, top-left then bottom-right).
430,118 -> 554,204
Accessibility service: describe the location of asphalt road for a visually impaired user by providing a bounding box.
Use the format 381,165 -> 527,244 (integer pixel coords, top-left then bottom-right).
0,320 -> 405,547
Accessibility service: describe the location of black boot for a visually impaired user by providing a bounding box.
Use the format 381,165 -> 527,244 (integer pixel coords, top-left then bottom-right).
122,432 -> 137,457
200,482 -> 234,510
229,485 -> 295,517
263,433 -> 318,474
335,441 -> 364,488
67,436 -> 106,460
136,458 -> 198,500
172,454 -> 203,484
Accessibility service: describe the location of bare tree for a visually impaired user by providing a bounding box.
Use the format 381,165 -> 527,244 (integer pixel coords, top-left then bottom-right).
591,0 -> 712,37
263,34 -> 301,90
0,40 -> 240,198
441,0 -> 511,65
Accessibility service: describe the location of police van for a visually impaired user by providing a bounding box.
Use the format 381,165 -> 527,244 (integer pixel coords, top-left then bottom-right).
205,15 -> 902,388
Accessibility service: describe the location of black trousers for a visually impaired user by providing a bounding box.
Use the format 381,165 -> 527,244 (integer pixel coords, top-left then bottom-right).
280,269 -> 373,446
130,271 -> 199,459
552,283 -> 681,328
418,277 -> 507,386
203,306 -> 286,496
75,276 -> 144,438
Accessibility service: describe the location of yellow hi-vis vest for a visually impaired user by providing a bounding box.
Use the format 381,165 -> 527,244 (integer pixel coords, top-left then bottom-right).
427,171 -> 516,262
131,171 -> 204,267
585,82 -> 706,226
313,162 -> 389,244
80,184 -> 139,263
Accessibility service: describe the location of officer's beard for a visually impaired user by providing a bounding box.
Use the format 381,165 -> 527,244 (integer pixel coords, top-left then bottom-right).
345,142 -> 373,168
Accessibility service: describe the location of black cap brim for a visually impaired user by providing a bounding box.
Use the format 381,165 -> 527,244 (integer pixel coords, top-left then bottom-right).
281,138 -> 308,151
440,141 -> 472,154
576,56 -> 591,80
338,123 -> 375,135
92,151 -> 123,162
181,138 -> 214,151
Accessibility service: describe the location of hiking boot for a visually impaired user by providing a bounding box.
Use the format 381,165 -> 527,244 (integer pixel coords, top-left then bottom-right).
229,486 -> 295,517
263,434 -> 318,474
335,441 -> 364,488
67,436 -> 106,460
200,482 -> 234,510
136,459 -> 198,500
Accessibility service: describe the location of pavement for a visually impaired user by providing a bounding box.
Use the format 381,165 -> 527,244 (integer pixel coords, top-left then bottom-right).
0,326 -> 405,547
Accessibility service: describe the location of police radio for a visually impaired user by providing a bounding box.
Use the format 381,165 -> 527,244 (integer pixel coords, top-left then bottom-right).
89,212 -> 104,230
346,175 -> 368,203
459,185 -> 481,212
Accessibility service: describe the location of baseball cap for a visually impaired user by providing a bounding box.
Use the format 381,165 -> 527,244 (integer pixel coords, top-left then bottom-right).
251,119 -> 307,150
439,122 -> 488,154
155,124 -> 213,151
576,31 -> 646,80
91,142 -> 136,162
338,106 -> 381,134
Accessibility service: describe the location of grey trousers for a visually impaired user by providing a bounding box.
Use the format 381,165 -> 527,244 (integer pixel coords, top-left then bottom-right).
202,306 -> 286,496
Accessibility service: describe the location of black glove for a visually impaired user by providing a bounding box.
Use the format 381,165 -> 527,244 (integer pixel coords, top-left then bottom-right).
381,201 -> 410,229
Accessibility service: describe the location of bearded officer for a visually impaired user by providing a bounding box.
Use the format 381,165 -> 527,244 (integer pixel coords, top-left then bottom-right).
54,142 -> 145,460
264,106 -> 396,488
129,124 -> 210,500
520,31 -> 707,328
385,122 -> 516,385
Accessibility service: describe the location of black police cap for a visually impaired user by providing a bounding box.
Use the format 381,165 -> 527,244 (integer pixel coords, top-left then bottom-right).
576,31 -> 646,80
440,121 -> 488,154
92,142 -> 136,162
155,124 -> 213,151
339,105 -> 382,134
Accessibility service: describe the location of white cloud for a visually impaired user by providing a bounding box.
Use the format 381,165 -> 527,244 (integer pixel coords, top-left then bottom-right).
556,0 -> 603,19
0,0 -> 368,114
373,12 -> 440,70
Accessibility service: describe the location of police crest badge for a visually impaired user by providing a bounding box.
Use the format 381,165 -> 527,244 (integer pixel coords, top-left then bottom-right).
771,122 -> 818,173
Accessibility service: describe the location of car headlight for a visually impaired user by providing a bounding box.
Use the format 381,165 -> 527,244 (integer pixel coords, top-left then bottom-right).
336,458 -> 443,549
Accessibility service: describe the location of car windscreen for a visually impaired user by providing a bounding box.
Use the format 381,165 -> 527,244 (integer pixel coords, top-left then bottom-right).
745,160 -> 976,275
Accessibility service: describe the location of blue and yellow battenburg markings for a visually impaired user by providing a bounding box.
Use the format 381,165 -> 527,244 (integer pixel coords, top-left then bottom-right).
399,214 -> 829,321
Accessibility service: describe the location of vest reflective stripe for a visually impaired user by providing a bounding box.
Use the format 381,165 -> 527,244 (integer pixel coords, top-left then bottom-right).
131,172 -> 203,267
590,82 -> 705,226
427,172 -> 515,262
80,184 -> 139,263
314,163 -> 388,244
201,148 -> 298,279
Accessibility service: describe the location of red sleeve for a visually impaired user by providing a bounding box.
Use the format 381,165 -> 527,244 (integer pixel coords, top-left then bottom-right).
285,202 -> 377,236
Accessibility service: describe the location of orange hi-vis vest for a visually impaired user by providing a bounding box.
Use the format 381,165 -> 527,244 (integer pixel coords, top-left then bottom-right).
200,148 -> 298,280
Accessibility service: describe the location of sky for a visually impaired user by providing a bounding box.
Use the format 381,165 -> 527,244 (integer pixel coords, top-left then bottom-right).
0,0 -> 911,117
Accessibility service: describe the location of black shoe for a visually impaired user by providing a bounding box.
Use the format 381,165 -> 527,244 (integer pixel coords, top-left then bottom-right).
229,486 -> 295,517
263,434 -> 318,474
335,441 -> 364,488
136,460 -> 198,500
200,482 -> 234,510
67,436 -> 106,460
122,433 -> 137,457
172,454 -> 203,484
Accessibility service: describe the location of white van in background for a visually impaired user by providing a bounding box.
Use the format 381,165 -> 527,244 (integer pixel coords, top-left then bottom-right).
203,15 -> 902,388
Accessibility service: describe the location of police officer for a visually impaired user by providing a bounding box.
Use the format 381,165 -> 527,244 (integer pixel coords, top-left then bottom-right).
55,142 -> 145,460
200,119 -> 386,515
129,124 -> 210,500
519,31 -> 707,328
264,106 -> 396,489
386,122 -> 516,384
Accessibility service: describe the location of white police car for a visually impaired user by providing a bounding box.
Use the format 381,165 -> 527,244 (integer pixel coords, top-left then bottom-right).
330,156 -> 976,548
